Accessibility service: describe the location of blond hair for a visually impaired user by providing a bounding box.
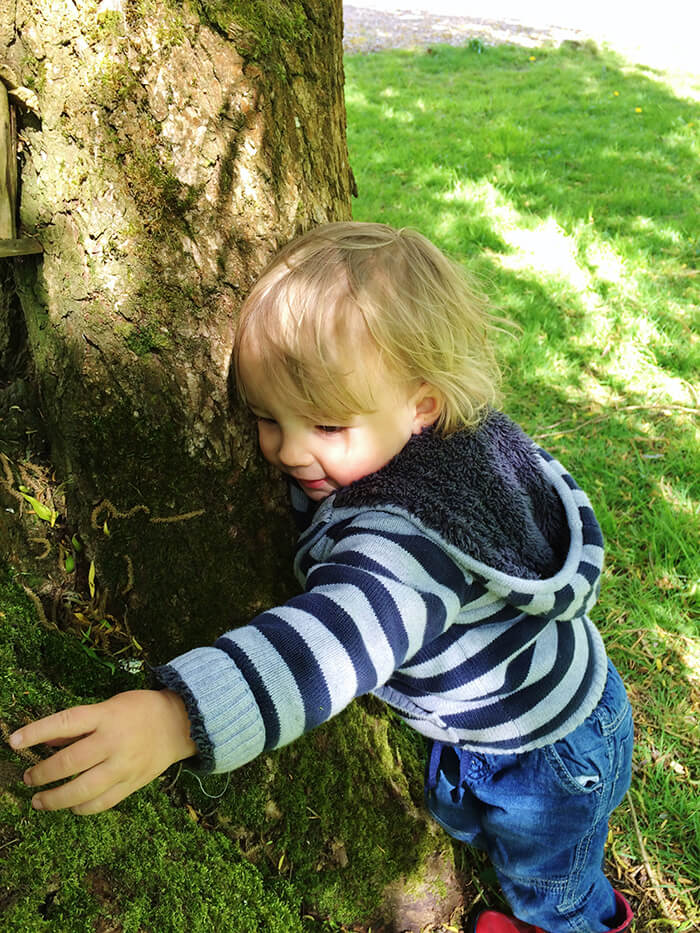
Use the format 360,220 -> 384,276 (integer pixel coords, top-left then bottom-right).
233,222 -> 501,434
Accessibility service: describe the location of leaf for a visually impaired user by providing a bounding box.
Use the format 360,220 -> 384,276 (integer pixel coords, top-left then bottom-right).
103,520 -> 110,537
76,639 -> 116,674
20,492 -> 57,525
88,561 -> 96,599
64,554 -> 75,574
72,535 -> 82,552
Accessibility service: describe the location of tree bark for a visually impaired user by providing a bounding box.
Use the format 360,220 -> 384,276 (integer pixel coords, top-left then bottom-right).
1,0 -> 354,655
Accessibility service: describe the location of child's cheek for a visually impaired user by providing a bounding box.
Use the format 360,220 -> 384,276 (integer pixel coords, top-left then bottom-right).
257,424 -> 279,463
331,450 -> 385,488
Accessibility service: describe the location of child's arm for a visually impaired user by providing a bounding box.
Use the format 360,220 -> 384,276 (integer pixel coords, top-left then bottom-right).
155,510 -> 469,775
9,513 -> 465,811
7,689 -> 196,815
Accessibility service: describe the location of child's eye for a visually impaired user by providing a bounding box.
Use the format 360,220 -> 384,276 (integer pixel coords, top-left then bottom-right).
317,425 -> 345,434
256,416 -> 277,426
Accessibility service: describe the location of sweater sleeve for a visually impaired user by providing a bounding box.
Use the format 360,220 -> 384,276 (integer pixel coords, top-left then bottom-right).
153,510 -> 469,773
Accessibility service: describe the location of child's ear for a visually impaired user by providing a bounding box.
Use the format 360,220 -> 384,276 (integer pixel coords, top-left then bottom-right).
411,383 -> 443,433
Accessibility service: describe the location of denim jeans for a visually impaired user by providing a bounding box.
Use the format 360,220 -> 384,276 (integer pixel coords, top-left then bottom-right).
424,660 -> 634,933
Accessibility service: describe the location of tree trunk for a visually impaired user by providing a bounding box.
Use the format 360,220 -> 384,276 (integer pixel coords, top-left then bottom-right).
1,0 -> 354,655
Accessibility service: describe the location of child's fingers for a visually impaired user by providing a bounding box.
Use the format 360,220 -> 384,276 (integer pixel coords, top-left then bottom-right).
44,736 -> 88,748
69,780 -> 133,815
22,733 -> 106,791
8,705 -> 97,750
29,759 -> 118,813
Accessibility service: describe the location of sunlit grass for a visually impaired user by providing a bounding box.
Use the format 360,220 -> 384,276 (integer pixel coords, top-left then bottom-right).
346,39 -> 699,930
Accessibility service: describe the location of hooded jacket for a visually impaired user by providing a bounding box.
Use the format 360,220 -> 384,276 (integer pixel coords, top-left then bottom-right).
155,412 -> 609,774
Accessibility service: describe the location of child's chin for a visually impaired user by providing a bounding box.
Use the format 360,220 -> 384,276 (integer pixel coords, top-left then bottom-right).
305,486 -> 333,501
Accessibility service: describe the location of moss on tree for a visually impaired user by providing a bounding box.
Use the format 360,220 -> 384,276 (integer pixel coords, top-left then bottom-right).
0,564 -> 458,931
190,0 -> 311,63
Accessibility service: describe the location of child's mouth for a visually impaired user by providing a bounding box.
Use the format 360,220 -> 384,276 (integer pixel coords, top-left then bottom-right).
298,478 -> 329,490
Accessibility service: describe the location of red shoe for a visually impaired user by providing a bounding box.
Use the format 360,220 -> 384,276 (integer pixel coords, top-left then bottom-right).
468,911 -> 545,932
608,890 -> 634,932
469,890 -> 634,933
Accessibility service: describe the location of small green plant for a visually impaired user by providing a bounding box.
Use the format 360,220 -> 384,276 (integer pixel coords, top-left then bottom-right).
17,487 -> 58,526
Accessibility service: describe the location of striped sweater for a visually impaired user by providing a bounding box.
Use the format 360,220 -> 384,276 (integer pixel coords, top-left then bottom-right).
155,412 -> 609,774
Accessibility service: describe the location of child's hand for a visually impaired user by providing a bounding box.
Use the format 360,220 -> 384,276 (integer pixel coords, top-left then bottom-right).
6,690 -> 197,815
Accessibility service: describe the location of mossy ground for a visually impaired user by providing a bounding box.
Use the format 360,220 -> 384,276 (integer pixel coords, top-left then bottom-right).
0,563 -> 449,932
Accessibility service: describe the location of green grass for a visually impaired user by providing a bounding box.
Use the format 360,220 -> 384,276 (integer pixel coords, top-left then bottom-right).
346,40 -> 699,930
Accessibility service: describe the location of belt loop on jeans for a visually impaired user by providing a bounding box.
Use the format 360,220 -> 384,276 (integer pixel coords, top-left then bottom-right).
458,745 -> 470,790
427,741 -> 445,790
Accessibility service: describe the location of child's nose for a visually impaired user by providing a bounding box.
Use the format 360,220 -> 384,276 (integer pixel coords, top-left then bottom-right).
278,430 -> 313,468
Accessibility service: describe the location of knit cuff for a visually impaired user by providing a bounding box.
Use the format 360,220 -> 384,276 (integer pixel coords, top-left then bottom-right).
153,646 -> 267,774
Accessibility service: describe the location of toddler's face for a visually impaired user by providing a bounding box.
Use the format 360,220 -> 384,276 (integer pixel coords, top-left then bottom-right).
238,339 -> 437,501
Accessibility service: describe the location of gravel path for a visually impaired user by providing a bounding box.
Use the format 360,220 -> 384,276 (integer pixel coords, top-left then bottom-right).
342,1 -> 699,73
343,4 -> 587,55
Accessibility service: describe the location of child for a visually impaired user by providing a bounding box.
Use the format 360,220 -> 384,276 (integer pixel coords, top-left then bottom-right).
9,223 -> 634,933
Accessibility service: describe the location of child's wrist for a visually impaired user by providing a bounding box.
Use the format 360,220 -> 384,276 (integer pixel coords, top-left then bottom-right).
157,689 -> 198,762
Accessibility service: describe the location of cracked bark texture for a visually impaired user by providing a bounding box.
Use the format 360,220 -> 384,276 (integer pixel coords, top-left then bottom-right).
1,0 -> 354,654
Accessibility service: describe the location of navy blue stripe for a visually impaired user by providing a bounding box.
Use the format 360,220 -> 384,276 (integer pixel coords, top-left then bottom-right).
216,634 -> 281,749
310,554 -> 449,650
289,592 -> 379,694
422,592 -> 448,643
296,515 -> 357,576
486,642 -> 536,697
297,548 -> 315,578
550,583 -> 575,619
328,524 -> 472,604
578,561 -> 600,585
324,516 -> 366,543
438,618 -> 574,720
586,582 -> 601,614
394,611 -> 547,696
403,614 -> 491,669
379,531 -> 475,604
511,621 -> 597,743
436,621 -> 577,738
448,621 -> 598,749
248,615 -> 333,734
482,603 -> 530,626
579,506 -> 604,547
296,562 -> 410,667
313,550 -> 403,583
505,589 -> 535,606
